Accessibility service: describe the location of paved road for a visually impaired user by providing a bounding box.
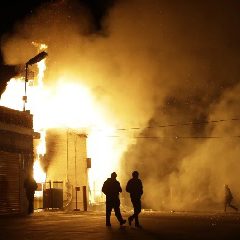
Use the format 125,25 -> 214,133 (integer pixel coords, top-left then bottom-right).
1,211 -> 240,240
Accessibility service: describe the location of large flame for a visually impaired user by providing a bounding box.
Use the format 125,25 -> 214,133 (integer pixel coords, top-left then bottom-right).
0,44 -> 130,202
33,159 -> 46,183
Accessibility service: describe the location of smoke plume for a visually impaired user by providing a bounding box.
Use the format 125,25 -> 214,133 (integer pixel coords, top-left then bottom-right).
1,0 -> 240,210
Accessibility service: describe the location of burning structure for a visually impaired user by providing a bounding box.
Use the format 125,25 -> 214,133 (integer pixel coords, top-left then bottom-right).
0,106 -> 34,215
0,42 -> 122,212
0,105 -> 90,214
41,129 -> 90,211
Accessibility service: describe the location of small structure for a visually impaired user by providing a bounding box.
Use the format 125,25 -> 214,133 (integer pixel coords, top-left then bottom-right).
0,106 -> 34,215
43,129 -> 90,211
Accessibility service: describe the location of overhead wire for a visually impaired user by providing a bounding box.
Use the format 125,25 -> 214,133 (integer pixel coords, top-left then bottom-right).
105,135 -> 240,139
95,117 -> 240,139
115,117 -> 240,131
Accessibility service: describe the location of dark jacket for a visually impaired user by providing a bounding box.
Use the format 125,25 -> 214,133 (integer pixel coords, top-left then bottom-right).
24,177 -> 38,198
102,178 -> 122,202
225,186 -> 233,202
126,178 -> 143,200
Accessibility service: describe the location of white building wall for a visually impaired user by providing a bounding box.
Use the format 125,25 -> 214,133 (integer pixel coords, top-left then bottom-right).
45,129 -> 89,210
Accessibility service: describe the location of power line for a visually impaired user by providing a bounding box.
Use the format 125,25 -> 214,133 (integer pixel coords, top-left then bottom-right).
114,117 -> 240,131
104,135 -> 240,139
91,117 -> 240,140
135,136 -> 222,139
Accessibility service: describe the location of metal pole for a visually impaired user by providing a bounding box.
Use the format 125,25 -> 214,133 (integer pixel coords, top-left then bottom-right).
76,187 -> 78,210
66,129 -> 69,181
74,187 -> 80,211
75,135 -> 77,186
23,64 -> 28,111
83,186 -> 87,211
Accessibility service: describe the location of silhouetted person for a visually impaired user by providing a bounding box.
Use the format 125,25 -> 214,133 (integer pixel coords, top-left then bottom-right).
224,184 -> 238,212
102,172 -> 126,227
24,175 -> 38,214
126,171 -> 143,228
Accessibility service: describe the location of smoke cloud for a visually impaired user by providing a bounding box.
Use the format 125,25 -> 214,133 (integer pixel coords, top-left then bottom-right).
118,0 -> 240,211
1,0 -> 240,210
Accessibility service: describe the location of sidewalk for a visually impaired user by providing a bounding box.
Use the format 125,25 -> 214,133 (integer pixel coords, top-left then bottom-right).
1,210 -> 240,240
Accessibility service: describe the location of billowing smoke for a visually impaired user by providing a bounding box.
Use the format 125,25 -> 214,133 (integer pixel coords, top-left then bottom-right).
118,0 -> 240,211
1,0 -> 240,210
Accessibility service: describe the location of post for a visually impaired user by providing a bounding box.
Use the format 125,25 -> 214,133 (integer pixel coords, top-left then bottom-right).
66,129 -> 69,181
83,186 -> 87,211
23,51 -> 48,111
74,186 -> 80,211
23,63 -> 28,111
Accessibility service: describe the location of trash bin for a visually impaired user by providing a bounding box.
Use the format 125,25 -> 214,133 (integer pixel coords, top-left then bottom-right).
43,181 -> 63,209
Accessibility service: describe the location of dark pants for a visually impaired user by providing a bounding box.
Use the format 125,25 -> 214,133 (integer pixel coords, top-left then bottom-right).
106,198 -> 124,225
27,193 -> 34,214
129,198 -> 141,226
224,200 -> 238,212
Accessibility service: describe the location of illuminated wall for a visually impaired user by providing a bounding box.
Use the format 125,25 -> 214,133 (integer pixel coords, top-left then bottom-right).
0,106 -> 34,215
45,129 -> 89,210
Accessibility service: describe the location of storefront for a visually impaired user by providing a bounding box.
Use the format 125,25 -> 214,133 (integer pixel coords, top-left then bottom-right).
0,106 -> 34,215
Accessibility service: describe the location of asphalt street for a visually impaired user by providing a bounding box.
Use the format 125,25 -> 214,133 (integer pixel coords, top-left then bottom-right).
1,210 -> 240,240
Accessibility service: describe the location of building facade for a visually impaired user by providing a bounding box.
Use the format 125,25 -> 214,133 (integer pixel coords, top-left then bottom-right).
43,129 -> 90,211
0,106 -> 34,215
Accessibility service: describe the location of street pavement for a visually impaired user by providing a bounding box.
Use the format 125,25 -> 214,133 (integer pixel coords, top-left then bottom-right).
1,210 -> 240,240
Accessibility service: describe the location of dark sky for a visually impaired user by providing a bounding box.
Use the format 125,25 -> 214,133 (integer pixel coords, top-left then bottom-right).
0,0 -> 115,45
0,0 -> 115,35
0,0 -> 115,93
0,1 -> 43,64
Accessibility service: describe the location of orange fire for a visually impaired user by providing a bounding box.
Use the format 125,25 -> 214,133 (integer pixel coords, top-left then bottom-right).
0,43 -> 130,202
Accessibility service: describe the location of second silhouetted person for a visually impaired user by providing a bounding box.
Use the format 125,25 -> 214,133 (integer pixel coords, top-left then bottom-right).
126,171 -> 143,228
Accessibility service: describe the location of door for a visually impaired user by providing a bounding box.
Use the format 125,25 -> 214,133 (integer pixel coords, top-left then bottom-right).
0,151 -> 20,215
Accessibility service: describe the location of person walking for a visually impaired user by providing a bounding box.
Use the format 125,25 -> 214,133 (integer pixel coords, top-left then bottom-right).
126,171 -> 143,228
102,172 -> 126,227
24,174 -> 38,214
224,184 -> 238,212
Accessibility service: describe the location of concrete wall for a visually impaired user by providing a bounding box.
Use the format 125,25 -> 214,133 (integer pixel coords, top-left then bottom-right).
45,129 -> 89,211
0,106 -> 34,215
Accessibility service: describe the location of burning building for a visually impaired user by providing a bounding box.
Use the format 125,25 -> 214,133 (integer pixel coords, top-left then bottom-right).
38,129 -> 90,211
0,47 -> 123,212
0,106 -> 34,215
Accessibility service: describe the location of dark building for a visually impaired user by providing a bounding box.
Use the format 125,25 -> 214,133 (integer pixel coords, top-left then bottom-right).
0,106 -> 34,215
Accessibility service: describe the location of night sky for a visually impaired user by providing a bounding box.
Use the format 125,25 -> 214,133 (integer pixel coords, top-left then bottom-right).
0,0 -> 115,93
0,0 -> 114,35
